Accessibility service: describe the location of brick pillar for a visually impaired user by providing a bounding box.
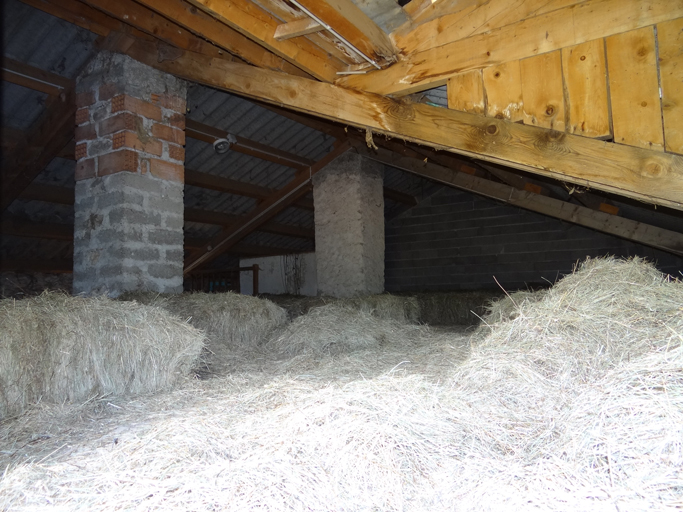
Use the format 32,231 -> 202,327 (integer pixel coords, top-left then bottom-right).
313,151 -> 384,298
72,52 -> 186,296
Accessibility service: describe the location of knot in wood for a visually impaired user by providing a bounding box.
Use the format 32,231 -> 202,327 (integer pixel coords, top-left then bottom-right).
486,124 -> 498,135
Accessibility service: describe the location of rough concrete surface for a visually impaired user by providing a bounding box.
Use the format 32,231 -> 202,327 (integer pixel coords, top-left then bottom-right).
313,151 -> 384,298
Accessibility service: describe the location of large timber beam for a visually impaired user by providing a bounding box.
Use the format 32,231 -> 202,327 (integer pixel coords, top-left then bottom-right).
354,142 -> 683,256
119,38 -> 683,210
183,0 -> 342,81
185,207 -> 315,239
291,0 -> 396,67
184,142 -> 352,274
340,0 -> 683,96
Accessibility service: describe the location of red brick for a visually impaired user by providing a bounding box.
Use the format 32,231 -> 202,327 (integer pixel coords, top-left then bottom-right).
112,131 -> 162,156
111,94 -> 162,121
76,91 -> 95,109
75,107 -> 90,125
599,203 -> 620,215
168,144 -> 185,162
149,158 -> 184,183
151,92 -> 187,114
75,123 -> 97,143
166,112 -> 185,130
98,150 -> 138,176
75,158 -> 96,181
523,183 -> 543,195
98,83 -> 121,102
75,142 -> 88,160
98,113 -> 139,136
152,123 -> 185,145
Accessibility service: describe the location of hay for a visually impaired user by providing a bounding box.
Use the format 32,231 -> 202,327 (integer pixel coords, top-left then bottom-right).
415,290 -> 504,325
120,291 -> 288,376
0,292 -> 204,420
1,257 -> 681,511
265,303 -> 428,357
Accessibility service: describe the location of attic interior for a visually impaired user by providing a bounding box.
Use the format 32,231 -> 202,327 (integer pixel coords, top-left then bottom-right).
2,0 -> 682,299
2,1 -> 683,509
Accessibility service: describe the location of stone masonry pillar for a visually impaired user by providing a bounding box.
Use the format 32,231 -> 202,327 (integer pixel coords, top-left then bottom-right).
313,151 -> 384,298
72,52 -> 186,296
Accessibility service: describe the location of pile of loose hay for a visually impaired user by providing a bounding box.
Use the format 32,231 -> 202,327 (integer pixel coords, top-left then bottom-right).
265,303 -> 428,357
1,257 -> 681,511
0,292 -> 205,420
120,291 -> 288,375
415,290 -> 504,325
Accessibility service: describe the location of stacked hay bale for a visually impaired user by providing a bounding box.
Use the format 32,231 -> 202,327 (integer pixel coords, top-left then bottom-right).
0,292 -> 204,419
120,291 -> 288,375
415,290 -> 504,325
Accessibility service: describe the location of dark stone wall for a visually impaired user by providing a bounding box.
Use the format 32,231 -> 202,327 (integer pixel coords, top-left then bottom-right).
385,188 -> 683,292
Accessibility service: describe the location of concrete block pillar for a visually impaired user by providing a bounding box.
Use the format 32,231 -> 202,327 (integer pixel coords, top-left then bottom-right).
72,52 -> 187,296
313,151 -> 384,297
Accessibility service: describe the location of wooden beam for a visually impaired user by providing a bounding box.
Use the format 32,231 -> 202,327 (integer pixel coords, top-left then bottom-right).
1,57 -> 73,96
292,0 -> 396,66
18,183 -> 75,205
274,18 -> 323,40
1,88 -> 76,211
185,169 -> 314,211
185,119 -> 313,171
183,0 -> 342,81
121,39 -> 683,210
185,207 -> 315,239
0,217 -> 73,240
184,142 -> 351,274
0,259 -> 73,273
355,142 -> 683,257
132,0 -> 313,78
339,0 -> 683,96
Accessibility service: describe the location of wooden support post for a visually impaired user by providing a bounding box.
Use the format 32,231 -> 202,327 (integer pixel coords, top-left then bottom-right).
252,263 -> 259,296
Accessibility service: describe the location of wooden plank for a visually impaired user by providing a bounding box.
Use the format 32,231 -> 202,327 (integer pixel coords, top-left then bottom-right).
1,57 -> 73,96
447,69 -> 485,115
121,38 -> 683,210
606,26 -> 664,151
355,143 -> 683,256
184,0 -> 342,81
293,0 -> 397,65
338,0 -> 683,96
561,38 -> 611,138
520,51 -> 566,131
482,61 -> 524,122
0,259 -> 73,273
20,0 -> 125,37
185,169 -> 314,210
18,183 -> 75,205
658,17 -> 683,155
184,143 -> 351,273
185,119 -> 313,170
134,0 -> 312,78
185,207 -> 315,239
0,218 -> 73,240
395,0 -> 584,55
274,18 -> 323,40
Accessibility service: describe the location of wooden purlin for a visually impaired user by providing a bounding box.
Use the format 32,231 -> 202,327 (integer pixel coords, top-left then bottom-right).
354,143 -> 683,257
120,38 -> 683,210
184,142 -> 352,274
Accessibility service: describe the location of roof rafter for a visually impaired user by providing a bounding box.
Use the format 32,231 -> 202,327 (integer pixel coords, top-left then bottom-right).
2,57 -> 73,96
183,0 -> 343,81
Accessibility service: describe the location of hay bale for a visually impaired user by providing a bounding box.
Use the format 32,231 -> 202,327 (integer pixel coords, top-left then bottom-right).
342,293 -> 421,324
266,303 -> 427,357
120,291 -> 288,376
415,291 -> 504,325
260,294 -> 330,320
0,292 -> 204,419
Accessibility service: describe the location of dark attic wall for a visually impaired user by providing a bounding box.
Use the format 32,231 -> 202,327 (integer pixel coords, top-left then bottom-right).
384,188 -> 683,293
